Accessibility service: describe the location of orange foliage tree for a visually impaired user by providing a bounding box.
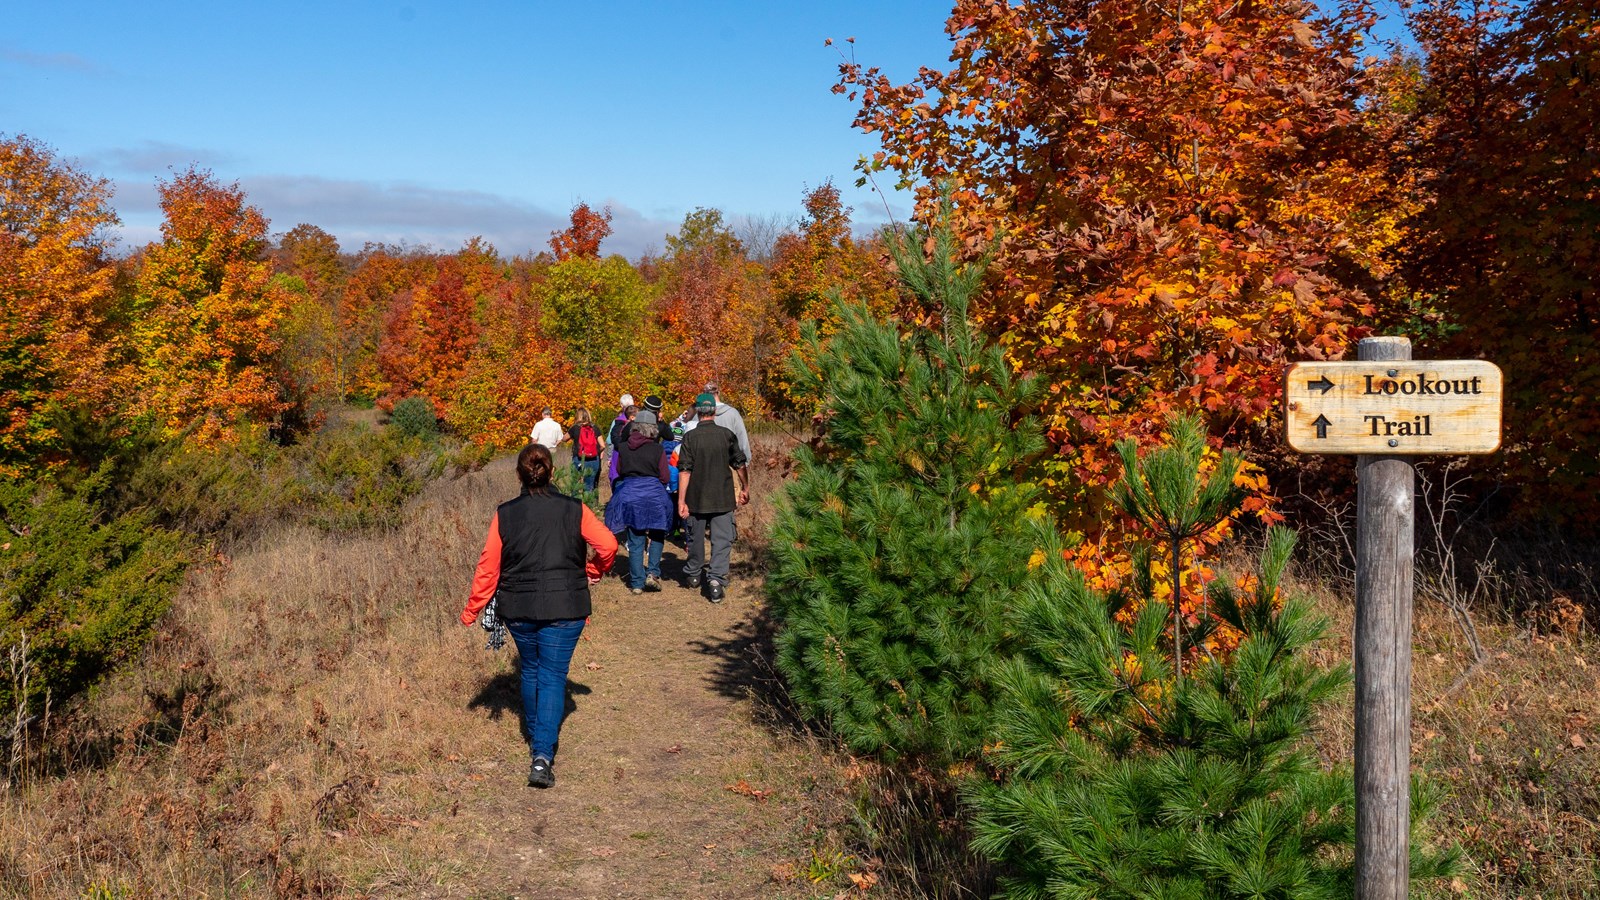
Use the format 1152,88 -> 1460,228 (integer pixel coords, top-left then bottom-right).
271,224 -> 348,420
838,0 -> 1403,516
128,168 -> 293,442
446,251 -> 642,449
548,202 -> 613,261
339,245 -> 425,401
376,251 -> 494,413
768,183 -> 898,409
0,134 -> 121,473
1399,0 -> 1600,516
656,208 -> 778,412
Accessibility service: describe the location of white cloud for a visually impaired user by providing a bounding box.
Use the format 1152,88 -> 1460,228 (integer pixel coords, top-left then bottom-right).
106,173 -> 680,260
1,47 -> 102,74
82,140 -> 235,175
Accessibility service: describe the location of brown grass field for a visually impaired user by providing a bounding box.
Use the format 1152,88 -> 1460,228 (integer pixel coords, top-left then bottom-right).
1,430 -> 1596,898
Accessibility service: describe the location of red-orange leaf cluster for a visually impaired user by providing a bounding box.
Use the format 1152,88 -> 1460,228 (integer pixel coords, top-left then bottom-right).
839,0 -> 1406,527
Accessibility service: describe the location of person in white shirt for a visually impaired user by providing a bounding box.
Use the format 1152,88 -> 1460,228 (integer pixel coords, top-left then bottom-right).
529,408 -> 565,451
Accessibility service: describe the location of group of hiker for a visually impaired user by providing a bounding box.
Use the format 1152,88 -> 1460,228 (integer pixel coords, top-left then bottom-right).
523,385 -> 751,598
459,383 -> 752,788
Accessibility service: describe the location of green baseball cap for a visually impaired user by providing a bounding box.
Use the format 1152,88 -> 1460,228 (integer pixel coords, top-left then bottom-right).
694,392 -> 716,412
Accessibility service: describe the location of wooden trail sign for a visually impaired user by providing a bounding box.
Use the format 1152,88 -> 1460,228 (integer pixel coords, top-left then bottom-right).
1286,337 -> 1500,900
1284,359 -> 1503,455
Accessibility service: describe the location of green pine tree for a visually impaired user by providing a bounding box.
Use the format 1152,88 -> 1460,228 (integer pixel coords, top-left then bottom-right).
966,420 -> 1456,899
766,208 -> 1046,764
1111,414 -> 1244,682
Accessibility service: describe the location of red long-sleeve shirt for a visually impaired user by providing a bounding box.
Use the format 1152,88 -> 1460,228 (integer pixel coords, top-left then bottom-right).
460,503 -> 617,625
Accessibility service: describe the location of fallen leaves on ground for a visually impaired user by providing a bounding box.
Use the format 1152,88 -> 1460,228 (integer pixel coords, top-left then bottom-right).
725,779 -> 772,801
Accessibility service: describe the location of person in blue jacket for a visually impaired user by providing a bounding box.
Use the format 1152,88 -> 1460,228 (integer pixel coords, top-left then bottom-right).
662,420 -> 684,540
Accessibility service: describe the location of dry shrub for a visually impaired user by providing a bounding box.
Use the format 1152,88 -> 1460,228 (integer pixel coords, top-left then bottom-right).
0,458 -> 517,897
733,430 -> 796,567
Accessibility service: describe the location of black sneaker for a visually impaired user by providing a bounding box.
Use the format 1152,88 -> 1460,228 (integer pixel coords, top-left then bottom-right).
528,756 -> 555,788
683,574 -> 701,589
706,579 -> 725,603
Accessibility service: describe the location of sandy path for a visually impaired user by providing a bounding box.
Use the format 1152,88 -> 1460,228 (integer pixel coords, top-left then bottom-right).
445,514 -> 804,899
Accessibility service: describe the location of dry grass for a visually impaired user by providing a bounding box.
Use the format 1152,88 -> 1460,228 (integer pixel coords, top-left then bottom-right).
1294,570 -> 1600,899
0,460 -> 518,896
0,433 -> 854,899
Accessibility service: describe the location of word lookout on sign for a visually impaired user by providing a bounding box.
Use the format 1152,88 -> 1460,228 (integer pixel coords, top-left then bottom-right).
1362,373 -> 1484,396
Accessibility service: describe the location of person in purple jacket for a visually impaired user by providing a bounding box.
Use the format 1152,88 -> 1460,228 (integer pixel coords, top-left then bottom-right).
603,410 -> 673,594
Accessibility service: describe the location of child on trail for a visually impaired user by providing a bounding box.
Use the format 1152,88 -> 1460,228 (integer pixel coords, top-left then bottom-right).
607,403 -> 637,489
662,420 -> 684,540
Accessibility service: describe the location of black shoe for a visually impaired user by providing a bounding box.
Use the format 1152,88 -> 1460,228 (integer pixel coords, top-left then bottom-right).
528,756 -> 555,788
706,579 -> 725,603
683,574 -> 701,589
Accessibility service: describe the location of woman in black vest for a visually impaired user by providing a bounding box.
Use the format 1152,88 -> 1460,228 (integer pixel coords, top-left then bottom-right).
461,444 -> 617,787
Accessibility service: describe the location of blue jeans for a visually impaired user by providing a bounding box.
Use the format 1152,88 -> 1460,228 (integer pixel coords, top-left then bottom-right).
505,617 -> 585,761
573,458 -> 599,493
626,528 -> 664,589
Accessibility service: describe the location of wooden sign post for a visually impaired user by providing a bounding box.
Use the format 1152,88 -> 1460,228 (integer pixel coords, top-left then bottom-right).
1284,337 -> 1502,899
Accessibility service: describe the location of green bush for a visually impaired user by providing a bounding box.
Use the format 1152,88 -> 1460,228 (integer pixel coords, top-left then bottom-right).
123,426 -> 299,535
766,211 -> 1046,764
123,423 -> 436,537
551,461 -> 600,513
295,425 -> 431,531
966,423 -> 1456,899
0,478 -> 188,717
387,396 -> 439,440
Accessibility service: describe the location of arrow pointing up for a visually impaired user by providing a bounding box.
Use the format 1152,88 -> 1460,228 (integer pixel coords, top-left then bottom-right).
1312,414 -> 1332,438
1307,375 -> 1335,394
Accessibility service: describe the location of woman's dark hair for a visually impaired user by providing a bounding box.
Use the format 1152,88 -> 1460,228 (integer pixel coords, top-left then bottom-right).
517,443 -> 554,493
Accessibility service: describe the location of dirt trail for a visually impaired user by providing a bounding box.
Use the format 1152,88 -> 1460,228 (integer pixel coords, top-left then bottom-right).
436,468 -> 808,899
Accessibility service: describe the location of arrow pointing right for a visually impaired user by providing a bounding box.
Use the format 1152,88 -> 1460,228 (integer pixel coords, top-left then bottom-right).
1307,375 -> 1335,394
1312,414 -> 1332,439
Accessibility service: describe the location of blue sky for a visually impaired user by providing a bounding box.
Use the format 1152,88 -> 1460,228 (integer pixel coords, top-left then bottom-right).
3,1 -> 954,258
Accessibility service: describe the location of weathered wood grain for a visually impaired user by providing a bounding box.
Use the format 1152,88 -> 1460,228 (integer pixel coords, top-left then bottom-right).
1354,336 -> 1415,900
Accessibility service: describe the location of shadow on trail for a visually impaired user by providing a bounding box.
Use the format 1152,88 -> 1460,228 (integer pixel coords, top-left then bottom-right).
685,606 -> 815,740
466,671 -> 591,732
